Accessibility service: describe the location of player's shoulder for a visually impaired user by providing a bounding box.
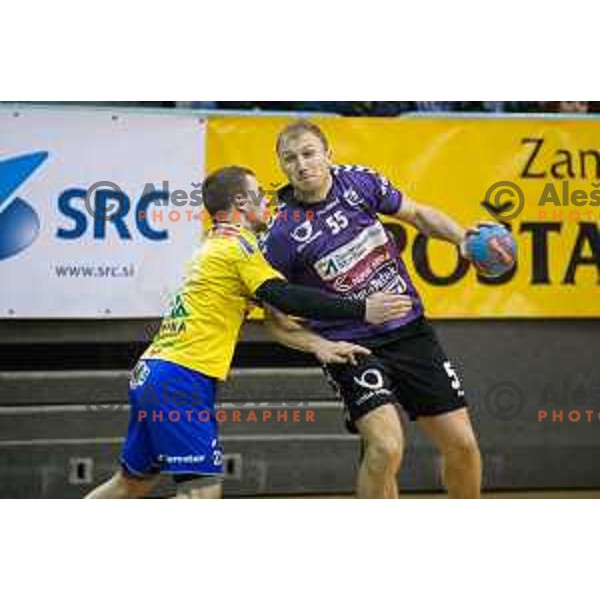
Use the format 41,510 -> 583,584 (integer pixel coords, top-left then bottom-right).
333,164 -> 381,178
334,164 -> 392,197
236,228 -> 260,257
334,164 -> 388,189
207,225 -> 259,259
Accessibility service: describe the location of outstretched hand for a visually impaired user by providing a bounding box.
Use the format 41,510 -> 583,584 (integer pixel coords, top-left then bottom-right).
313,340 -> 371,365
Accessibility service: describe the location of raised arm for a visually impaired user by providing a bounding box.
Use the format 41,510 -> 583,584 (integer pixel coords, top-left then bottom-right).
393,195 -> 467,246
391,195 -> 494,258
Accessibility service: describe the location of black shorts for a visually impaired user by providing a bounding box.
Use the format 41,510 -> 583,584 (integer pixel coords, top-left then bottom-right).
322,317 -> 467,432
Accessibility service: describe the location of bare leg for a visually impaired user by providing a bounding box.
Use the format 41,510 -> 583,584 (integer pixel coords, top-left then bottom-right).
355,404 -> 403,499
85,469 -> 159,499
384,476 -> 399,499
174,484 -> 223,499
417,408 -> 481,499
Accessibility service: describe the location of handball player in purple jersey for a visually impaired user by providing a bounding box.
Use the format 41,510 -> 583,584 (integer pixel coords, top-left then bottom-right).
261,120 -> 485,499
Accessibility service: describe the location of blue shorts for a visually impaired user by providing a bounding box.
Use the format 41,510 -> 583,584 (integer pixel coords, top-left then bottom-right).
120,359 -> 224,477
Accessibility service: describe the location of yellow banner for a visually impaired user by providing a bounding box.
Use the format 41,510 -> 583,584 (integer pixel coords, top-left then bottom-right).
206,116 -> 600,318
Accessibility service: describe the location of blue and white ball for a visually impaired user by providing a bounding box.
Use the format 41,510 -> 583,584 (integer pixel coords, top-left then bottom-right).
466,224 -> 517,278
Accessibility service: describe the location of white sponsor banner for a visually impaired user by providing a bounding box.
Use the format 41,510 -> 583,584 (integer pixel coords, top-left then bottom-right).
0,107 -> 206,318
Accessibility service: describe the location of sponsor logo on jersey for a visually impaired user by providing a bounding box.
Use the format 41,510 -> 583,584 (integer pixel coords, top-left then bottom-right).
291,219 -> 324,250
313,223 -> 388,280
291,220 -> 314,243
332,246 -> 392,292
342,188 -> 363,208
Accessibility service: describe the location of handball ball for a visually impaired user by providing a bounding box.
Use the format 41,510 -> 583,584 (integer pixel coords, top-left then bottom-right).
466,224 -> 516,278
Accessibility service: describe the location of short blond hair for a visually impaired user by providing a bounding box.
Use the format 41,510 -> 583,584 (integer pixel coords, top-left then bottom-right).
276,119 -> 329,154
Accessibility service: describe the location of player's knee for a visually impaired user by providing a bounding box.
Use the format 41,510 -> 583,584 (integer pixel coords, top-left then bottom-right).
174,475 -> 223,499
364,434 -> 403,472
118,470 -> 157,498
176,486 -> 222,500
445,435 -> 480,464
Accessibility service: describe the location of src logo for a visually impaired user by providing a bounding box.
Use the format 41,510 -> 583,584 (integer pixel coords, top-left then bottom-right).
0,152 -> 48,260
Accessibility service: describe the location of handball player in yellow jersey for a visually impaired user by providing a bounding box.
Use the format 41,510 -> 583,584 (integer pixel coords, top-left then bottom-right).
86,166 -> 412,499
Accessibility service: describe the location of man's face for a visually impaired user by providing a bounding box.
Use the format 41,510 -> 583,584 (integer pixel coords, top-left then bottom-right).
277,131 -> 331,197
234,174 -> 269,232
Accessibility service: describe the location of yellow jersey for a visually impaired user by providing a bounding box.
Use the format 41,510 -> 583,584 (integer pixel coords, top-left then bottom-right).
142,224 -> 283,380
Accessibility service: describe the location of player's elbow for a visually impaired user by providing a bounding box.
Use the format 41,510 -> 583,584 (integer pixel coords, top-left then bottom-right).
411,202 -> 437,235
395,196 -> 420,227
264,321 -> 294,347
263,320 -> 282,342
263,307 -> 299,337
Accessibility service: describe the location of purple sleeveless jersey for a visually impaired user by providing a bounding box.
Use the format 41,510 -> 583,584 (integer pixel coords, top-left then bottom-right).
260,165 -> 425,341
